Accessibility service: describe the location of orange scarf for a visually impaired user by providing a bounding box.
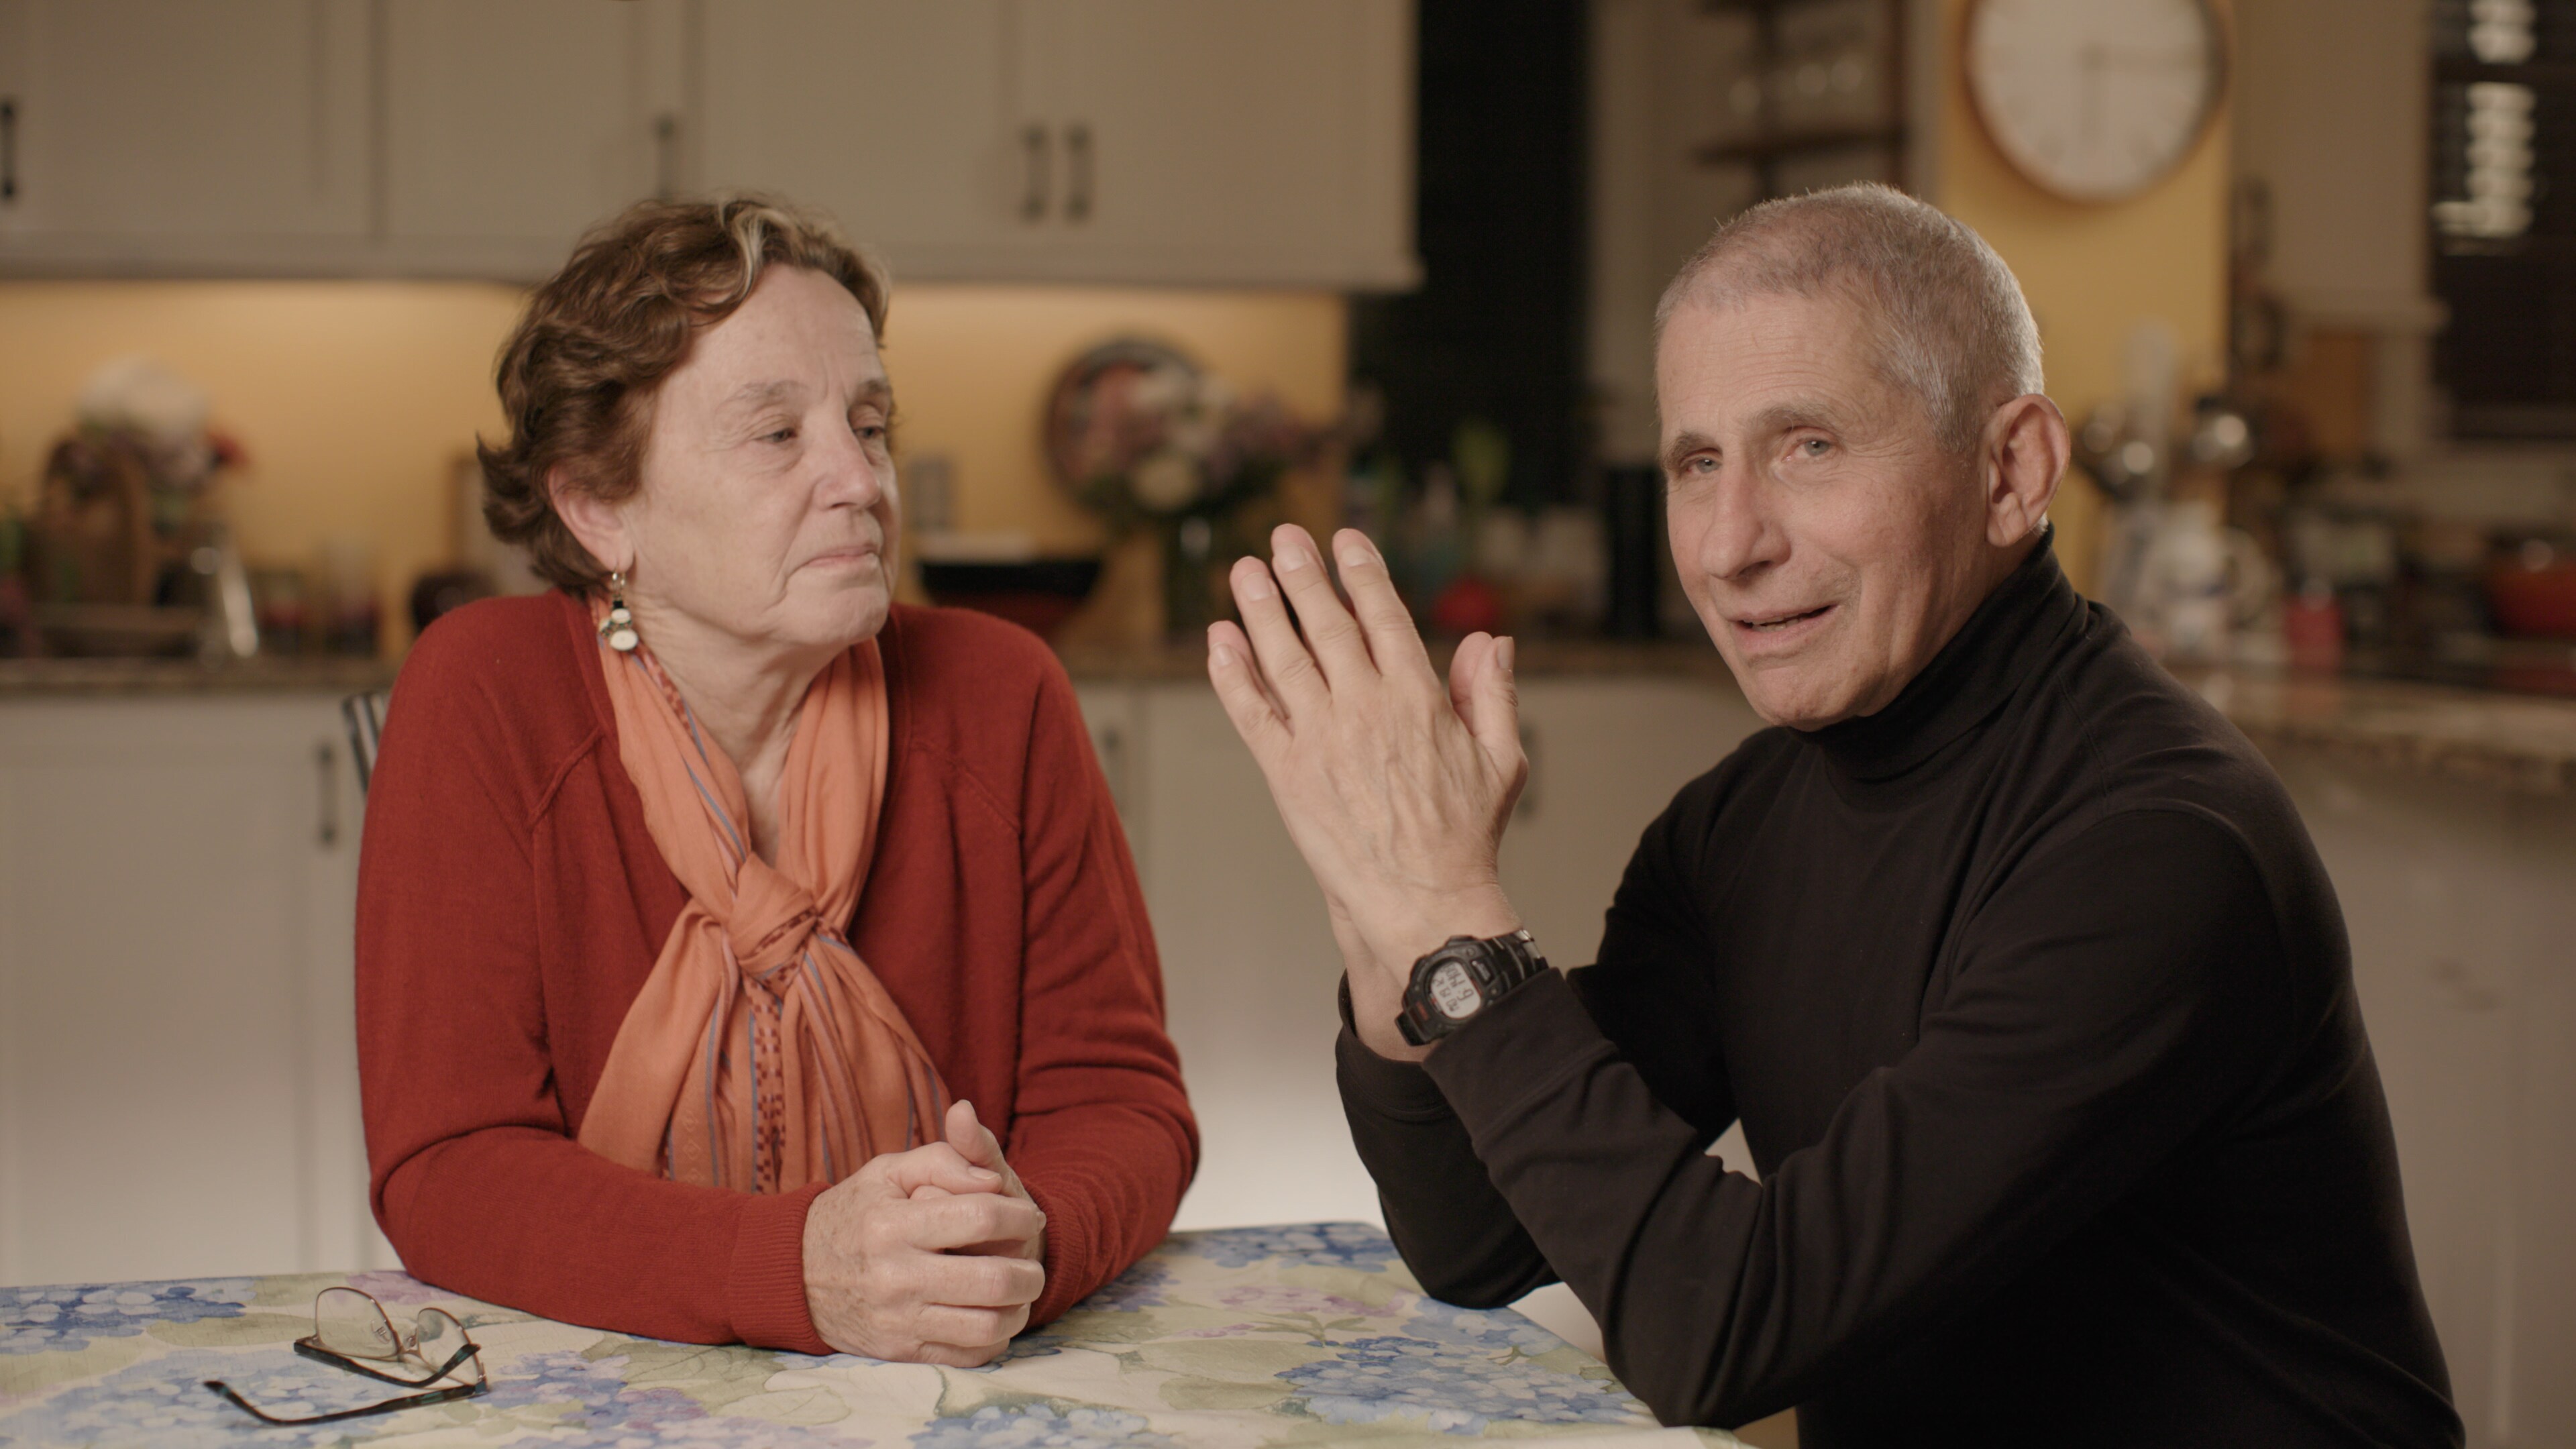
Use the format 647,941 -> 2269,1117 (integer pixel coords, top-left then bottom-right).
576,608 -> 947,1192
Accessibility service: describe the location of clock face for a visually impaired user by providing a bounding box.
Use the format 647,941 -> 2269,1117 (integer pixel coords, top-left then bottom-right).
1966,0 -> 2224,203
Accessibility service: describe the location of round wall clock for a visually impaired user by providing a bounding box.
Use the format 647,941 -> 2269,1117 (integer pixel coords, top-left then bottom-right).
1965,0 -> 2226,203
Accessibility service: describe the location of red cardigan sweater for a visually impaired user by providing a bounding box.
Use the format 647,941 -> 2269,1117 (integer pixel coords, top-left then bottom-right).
356,592 -> 1196,1351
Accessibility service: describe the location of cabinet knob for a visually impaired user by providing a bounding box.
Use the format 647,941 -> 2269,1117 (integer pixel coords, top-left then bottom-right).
653,113 -> 680,201
1020,123 -> 1052,223
1063,123 -> 1093,223
315,741 -> 340,849
1515,723 -> 1540,820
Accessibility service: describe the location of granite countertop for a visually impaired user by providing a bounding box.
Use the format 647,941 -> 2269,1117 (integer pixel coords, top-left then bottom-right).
1055,634 -> 1737,683
0,655 -> 398,696
2178,667 -> 2576,797
7,638 -> 2570,798
1065,638 -> 2576,797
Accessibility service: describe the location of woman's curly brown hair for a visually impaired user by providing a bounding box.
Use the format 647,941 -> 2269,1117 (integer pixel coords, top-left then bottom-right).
478,195 -> 891,594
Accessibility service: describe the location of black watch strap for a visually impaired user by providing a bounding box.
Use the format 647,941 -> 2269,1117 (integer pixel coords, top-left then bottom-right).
1397,928 -> 1549,1046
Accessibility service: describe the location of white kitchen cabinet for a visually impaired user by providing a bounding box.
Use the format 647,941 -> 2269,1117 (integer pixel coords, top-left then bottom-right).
0,694 -> 384,1286
696,0 -> 1417,290
2273,753 -> 2576,1449
1501,678 -> 1763,965
0,0 -> 374,272
0,0 -> 1416,286
695,0 -> 1032,275
1012,0 -> 1418,288
378,0 -> 684,276
1072,673 -> 1755,1231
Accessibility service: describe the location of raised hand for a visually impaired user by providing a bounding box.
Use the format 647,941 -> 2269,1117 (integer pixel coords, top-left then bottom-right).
1205,524 -> 1528,1060
800,1134 -> 1047,1366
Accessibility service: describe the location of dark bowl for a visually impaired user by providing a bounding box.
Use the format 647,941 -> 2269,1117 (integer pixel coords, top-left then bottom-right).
919,557 -> 1105,641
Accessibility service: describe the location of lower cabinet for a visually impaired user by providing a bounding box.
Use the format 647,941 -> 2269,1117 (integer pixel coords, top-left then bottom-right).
0,694 -> 386,1286
2271,753 -> 2576,1449
1073,674 -> 1764,1231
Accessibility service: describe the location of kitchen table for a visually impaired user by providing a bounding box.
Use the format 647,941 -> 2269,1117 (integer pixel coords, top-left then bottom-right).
0,1222 -> 1730,1447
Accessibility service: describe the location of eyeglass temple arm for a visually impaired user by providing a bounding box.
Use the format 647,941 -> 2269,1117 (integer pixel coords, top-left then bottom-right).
202,1377 -> 482,1428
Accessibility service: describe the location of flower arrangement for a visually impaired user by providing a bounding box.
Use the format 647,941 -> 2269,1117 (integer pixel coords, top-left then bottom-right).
1051,342 -> 1327,635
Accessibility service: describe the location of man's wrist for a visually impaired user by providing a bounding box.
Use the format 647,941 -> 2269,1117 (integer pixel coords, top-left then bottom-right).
1356,885 -> 1523,987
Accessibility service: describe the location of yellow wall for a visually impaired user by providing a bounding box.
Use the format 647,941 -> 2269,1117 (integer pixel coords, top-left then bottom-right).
0,280 -> 1345,648
0,282 -> 525,649
1931,0 -> 2235,594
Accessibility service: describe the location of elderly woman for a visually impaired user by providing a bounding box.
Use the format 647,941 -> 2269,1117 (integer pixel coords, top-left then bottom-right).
356,197 -> 1195,1366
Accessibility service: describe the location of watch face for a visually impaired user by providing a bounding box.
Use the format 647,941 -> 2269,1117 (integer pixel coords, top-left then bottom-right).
1428,961 -> 1482,1020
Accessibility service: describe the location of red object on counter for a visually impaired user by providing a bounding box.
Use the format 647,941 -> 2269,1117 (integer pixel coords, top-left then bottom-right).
1429,573 -> 1505,637
2282,593 -> 2345,672
2487,558 -> 2576,638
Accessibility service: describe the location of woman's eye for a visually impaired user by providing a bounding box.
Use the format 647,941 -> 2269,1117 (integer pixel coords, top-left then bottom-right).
761,427 -> 797,445
1799,437 -> 1831,458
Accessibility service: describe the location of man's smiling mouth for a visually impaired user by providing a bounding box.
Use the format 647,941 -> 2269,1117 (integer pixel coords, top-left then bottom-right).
1739,604 -> 1834,632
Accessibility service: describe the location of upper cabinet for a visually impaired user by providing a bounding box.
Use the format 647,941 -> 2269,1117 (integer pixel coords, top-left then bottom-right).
0,0 -> 1417,290
378,0 -> 684,276
696,1 -> 1027,272
1012,0 -> 1417,289
0,0 -> 374,271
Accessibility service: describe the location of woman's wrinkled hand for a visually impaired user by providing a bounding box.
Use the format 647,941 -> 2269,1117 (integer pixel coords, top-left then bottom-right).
906,1100 -> 1046,1265
1205,524 -> 1527,1060
800,1114 -> 1048,1366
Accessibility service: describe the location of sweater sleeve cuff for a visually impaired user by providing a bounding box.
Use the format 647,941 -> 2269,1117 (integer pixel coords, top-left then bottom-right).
729,1182 -> 830,1354
1024,1177 -> 1097,1328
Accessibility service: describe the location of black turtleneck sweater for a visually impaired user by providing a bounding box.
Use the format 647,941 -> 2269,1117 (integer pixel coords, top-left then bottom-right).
1336,540 -> 2459,1448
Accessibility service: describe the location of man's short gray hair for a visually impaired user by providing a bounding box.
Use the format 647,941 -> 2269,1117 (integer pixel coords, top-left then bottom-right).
1654,183 -> 2043,454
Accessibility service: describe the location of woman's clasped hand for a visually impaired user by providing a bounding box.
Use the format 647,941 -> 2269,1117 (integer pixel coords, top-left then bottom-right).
802,1101 -> 1048,1366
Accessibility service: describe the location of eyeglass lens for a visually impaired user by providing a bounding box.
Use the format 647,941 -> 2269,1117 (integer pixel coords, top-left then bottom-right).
313,1286 -> 403,1359
311,1288 -> 474,1380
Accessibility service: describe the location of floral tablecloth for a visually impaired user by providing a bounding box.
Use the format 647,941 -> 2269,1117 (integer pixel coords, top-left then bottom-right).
0,1223 -> 1731,1448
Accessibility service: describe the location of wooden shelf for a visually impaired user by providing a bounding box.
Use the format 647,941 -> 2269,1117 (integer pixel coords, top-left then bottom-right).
1696,123 -> 1904,166
2434,56 -> 2576,87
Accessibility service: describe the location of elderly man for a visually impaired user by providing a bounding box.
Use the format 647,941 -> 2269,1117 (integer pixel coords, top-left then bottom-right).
1205,184 -> 2458,1447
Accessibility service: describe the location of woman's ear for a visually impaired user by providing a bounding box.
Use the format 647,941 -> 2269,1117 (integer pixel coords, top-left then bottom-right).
1982,394 -> 2069,549
548,466 -> 633,579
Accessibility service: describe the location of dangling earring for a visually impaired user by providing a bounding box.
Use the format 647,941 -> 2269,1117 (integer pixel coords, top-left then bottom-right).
599,570 -> 641,653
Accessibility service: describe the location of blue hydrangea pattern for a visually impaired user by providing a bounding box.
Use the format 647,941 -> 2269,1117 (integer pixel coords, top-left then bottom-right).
1278,1334 -> 1646,1435
1193,1222 -> 1400,1272
0,1223 -> 1650,1445
1073,1257 -> 1175,1312
0,1281 -> 253,1356
1399,1296 -> 1570,1354
910,1403 -> 1185,1448
0,1346 -> 390,1448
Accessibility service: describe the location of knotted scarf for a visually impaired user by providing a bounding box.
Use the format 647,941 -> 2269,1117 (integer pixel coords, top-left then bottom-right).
576,606 -> 947,1191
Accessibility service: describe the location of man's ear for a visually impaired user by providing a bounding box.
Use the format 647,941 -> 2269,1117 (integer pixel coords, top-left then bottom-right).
1982,394 -> 2069,549
548,466 -> 633,579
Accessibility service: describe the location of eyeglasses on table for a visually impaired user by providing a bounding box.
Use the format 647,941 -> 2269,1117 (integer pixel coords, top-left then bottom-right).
201,1285 -> 488,1426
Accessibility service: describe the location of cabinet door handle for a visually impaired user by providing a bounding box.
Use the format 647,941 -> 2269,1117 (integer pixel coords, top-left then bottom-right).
1063,122 -> 1093,223
2,99 -> 17,203
1515,723 -> 1540,820
1019,123 -> 1051,222
653,112 -> 680,200
1094,722 -> 1129,818
315,742 -> 340,849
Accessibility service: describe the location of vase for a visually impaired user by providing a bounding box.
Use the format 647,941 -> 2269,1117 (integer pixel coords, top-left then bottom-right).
1159,515 -> 1220,639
